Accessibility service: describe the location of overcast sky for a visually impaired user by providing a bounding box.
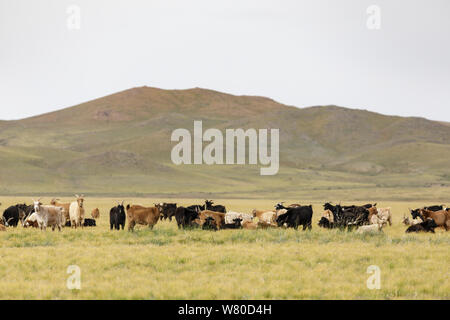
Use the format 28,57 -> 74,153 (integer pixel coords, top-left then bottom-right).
0,0 -> 449,121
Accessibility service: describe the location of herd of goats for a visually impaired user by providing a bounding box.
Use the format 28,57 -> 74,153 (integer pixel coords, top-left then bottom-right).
0,197 -> 449,234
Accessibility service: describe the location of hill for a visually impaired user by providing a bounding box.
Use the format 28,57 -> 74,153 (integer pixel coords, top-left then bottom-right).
1,86 -> 450,200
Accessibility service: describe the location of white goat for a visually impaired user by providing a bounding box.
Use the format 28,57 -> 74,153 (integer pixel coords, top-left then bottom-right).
377,207 -> 392,226
69,194 -> 85,228
32,199 -> 63,231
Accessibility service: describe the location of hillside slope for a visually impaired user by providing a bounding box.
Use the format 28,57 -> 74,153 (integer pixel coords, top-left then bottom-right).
1,86 -> 450,199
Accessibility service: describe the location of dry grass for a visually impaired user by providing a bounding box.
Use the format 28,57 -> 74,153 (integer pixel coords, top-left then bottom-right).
0,197 -> 449,300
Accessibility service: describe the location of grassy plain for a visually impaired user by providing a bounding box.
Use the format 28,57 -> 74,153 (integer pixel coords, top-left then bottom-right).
0,197 -> 449,300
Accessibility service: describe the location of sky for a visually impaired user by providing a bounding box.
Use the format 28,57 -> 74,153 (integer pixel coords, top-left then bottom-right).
0,0 -> 449,121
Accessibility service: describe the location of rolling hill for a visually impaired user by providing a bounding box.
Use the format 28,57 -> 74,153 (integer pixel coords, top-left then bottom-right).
1,86 -> 450,200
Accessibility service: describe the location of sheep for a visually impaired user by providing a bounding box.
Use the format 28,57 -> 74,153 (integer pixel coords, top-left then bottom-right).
251,209 -> 277,224
225,211 -> 253,224
402,215 -> 421,226
260,211 -> 277,224
356,218 -> 386,234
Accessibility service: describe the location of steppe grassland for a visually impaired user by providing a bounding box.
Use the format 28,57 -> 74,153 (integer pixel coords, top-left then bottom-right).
0,197 -> 448,299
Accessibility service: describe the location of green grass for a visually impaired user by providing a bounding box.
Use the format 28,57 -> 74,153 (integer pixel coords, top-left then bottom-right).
0,197 -> 448,300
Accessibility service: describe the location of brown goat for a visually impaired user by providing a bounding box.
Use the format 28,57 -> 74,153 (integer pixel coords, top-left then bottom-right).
257,220 -> 277,229
91,208 -> 100,219
419,209 -> 449,231
50,198 -> 71,223
251,209 -> 268,218
368,207 -> 379,224
195,210 -> 226,230
242,220 -> 258,230
126,204 -> 160,231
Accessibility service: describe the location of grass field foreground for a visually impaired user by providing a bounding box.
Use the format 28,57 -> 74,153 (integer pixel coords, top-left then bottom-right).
0,197 -> 449,299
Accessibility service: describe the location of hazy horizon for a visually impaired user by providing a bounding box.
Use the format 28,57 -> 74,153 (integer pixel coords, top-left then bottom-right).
1,0 -> 449,121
